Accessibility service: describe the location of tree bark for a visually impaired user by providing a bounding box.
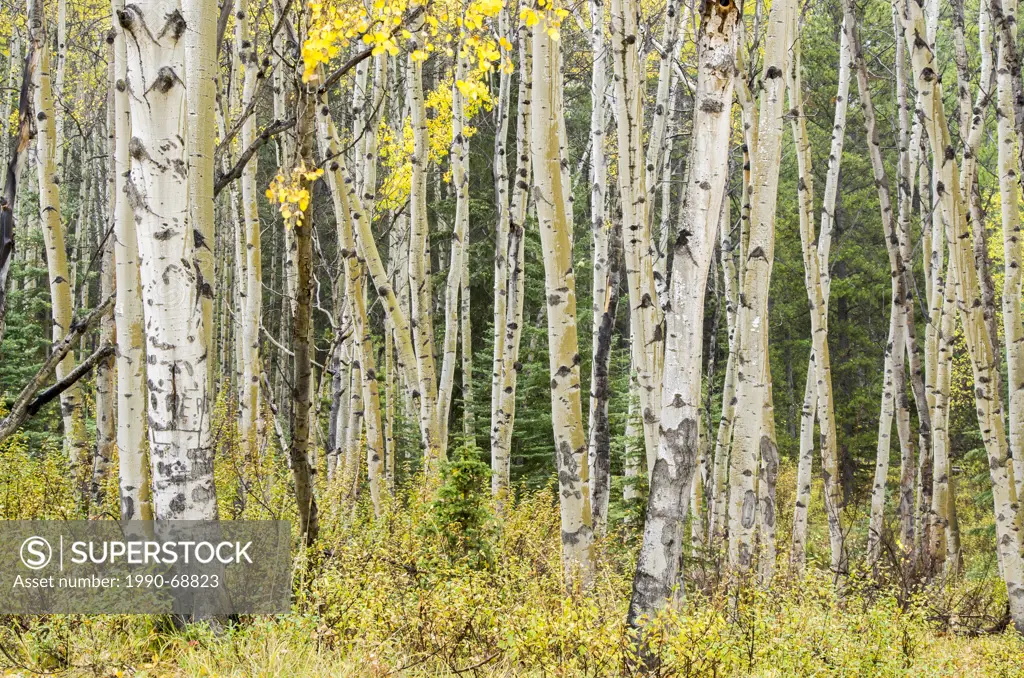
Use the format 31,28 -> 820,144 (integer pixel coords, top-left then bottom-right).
898,0 -> 1024,631
628,0 -> 737,629
28,0 -> 88,503
531,16 -> 593,584
119,1 -> 217,521
727,0 -> 793,577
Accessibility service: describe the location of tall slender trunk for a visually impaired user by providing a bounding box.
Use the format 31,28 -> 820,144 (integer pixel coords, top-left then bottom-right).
288,74 -> 320,544
491,22 -> 533,497
787,16 -> 845,579
628,0 -> 738,628
321,105 -> 386,517
119,1 -> 217,520
29,0 -> 88,502
437,56 -> 470,452
236,4 -> 262,460
93,56 -> 118,509
898,0 -> 1024,631
711,192 -> 738,550
490,4 -> 514,475
727,0 -> 793,576
789,11 -> 852,571
586,0 -> 612,535
995,0 -> 1024,503
610,0 -> 663,472
531,16 -> 593,584
110,0 -> 149,521
181,0 -> 216,405
407,17 -> 441,469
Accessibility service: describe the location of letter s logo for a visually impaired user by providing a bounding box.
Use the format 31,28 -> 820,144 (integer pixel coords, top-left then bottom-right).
20,537 -> 52,570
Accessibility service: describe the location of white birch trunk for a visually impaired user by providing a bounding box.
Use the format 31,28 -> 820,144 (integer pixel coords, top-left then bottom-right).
727,0 -> 793,576
628,0 -> 737,627
491,22 -> 533,497
788,11 -> 845,579
898,0 -> 1024,630
28,0 -> 88,497
118,1 -> 217,520
532,17 -> 593,584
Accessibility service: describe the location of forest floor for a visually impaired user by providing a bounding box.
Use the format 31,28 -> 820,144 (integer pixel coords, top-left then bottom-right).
1,448 -> 1022,676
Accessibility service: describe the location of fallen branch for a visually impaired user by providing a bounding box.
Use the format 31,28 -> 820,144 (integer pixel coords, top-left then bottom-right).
0,295 -> 114,444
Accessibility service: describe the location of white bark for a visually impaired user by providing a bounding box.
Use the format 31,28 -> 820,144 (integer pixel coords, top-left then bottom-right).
629,0 -> 737,627
532,17 -> 593,583
727,0 -> 794,575
119,1 -> 217,520
28,0 -> 88,497
898,0 -> 1024,630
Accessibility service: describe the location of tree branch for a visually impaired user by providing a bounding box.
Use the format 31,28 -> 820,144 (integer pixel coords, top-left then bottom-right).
27,344 -> 115,416
0,295 -> 114,444
214,117 -> 296,196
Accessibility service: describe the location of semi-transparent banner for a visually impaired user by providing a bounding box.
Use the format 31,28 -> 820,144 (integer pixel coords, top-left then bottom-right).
0,521 -> 291,614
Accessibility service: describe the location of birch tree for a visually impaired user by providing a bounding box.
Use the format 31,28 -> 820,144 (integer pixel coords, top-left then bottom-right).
531,9 -> 592,582
727,0 -> 794,576
28,0 -> 88,500
118,0 -> 217,520
628,0 -> 738,628
790,11 -> 852,571
898,0 -> 1024,630
787,12 -> 845,578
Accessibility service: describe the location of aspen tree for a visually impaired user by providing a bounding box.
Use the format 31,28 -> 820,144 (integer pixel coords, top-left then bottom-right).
847,0 -> 934,568
181,0 -> 216,405
28,0 -> 88,499
118,0 -> 217,520
629,0 -> 738,627
110,0 -> 149,521
236,3 -> 262,460
491,20 -> 533,497
407,14 -> 441,468
93,57 -> 118,509
437,54 -> 471,452
786,14 -> 845,578
610,0 -> 663,472
727,0 -> 793,576
898,0 -> 1024,630
710,196 -> 738,549
790,11 -> 851,571
530,7 -> 592,583
321,106 -> 386,517
586,0 -> 614,534
490,3 -> 513,475
994,0 -> 1024,502
288,71 -> 320,544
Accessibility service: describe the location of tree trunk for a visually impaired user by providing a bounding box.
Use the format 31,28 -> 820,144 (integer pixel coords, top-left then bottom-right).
727,0 -> 793,576
236,4 -> 262,461
628,0 -> 737,629
789,10 -> 851,571
610,0 -> 663,473
28,0 -> 88,504
531,16 -> 593,584
898,0 -> 1024,631
119,1 -> 217,520
788,11 -> 845,580
182,0 -> 217,407
995,0 -> 1024,504
407,17 -> 442,469
491,21 -> 533,498
288,77 -> 320,544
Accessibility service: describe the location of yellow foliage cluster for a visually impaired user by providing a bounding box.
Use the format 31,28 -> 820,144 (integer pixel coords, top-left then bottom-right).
520,0 -> 569,40
265,164 -> 326,227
